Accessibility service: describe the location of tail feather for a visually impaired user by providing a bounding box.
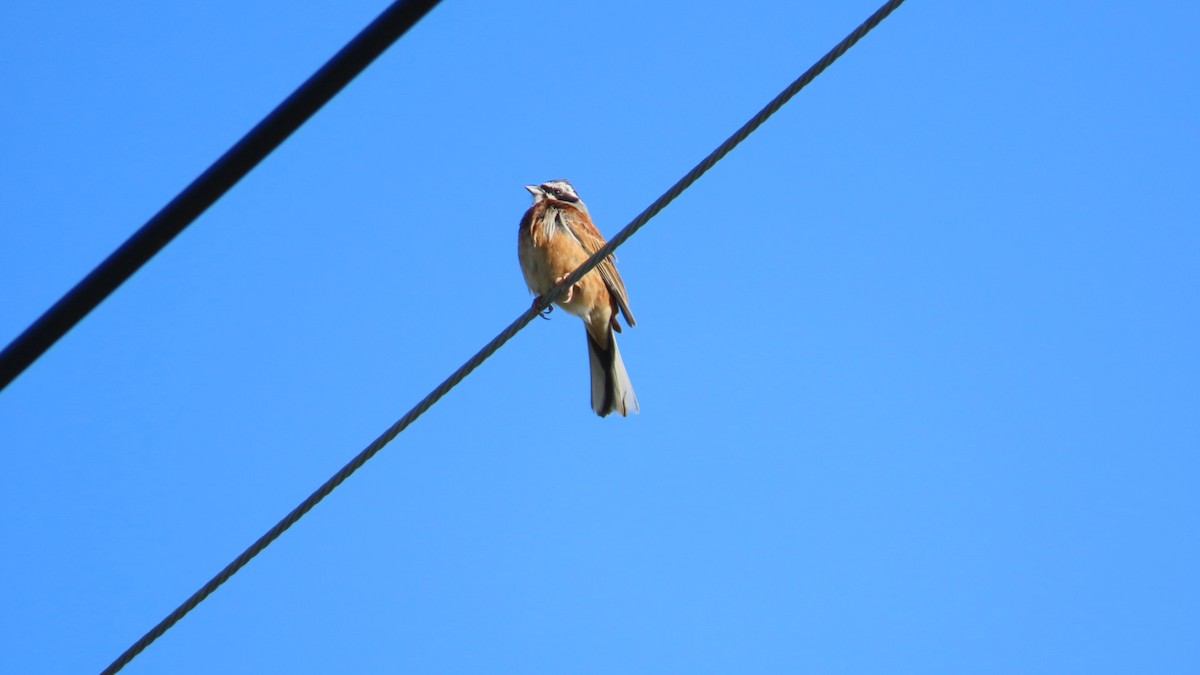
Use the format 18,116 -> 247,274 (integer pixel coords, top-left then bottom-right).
586,326 -> 638,417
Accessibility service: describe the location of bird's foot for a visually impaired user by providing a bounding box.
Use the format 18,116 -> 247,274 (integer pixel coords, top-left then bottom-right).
555,276 -> 576,303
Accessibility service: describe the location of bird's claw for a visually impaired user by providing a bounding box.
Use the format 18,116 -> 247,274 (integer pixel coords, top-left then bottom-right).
533,296 -> 553,319
555,276 -> 576,304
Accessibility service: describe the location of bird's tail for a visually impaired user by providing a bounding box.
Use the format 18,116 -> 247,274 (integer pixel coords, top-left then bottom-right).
586,325 -> 638,417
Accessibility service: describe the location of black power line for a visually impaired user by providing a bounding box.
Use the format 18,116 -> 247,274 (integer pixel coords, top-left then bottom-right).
99,0 -> 907,672
0,0 -> 443,395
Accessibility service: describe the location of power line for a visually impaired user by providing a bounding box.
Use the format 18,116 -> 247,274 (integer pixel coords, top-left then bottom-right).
99,1 -> 907,672
555,0 -> 908,297
0,0 -> 443,395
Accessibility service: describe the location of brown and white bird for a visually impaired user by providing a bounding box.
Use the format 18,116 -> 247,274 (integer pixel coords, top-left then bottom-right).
518,179 -> 638,417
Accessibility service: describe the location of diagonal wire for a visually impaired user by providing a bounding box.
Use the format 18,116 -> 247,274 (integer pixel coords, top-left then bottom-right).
0,0 -> 443,395
551,0 -> 906,300
99,1 -> 906,672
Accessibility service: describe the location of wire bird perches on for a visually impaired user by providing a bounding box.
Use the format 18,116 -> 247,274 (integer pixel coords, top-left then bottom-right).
99,1 -> 907,672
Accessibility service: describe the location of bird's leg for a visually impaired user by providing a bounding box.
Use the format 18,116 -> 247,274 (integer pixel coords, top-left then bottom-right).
532,296 -> 553,319
554,275 -> 576,304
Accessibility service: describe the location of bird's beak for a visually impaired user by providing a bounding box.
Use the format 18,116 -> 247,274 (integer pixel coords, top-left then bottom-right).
524,185 -> 541,195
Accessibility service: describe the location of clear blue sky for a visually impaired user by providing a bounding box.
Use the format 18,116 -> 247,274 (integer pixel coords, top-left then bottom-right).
2,1 -> 1197,672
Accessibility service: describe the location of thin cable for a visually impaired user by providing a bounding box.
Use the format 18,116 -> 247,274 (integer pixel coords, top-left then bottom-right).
0,0 -> 443,395
99,1 -> 906,672
555,0 -> 908,296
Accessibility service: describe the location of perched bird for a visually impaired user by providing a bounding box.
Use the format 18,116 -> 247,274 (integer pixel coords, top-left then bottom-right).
518,179 -> 638,417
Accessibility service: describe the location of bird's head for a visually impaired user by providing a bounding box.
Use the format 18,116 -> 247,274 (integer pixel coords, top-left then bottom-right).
525,179 -> 582,206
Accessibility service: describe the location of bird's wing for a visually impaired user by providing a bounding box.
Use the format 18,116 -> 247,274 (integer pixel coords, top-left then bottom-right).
558,209 -> 636,327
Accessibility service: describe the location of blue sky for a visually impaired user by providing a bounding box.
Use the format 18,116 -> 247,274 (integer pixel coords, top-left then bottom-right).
2,1 -> 1197,672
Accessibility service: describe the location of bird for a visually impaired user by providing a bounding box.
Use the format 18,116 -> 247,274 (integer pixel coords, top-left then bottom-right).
517,179 -> 638,417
